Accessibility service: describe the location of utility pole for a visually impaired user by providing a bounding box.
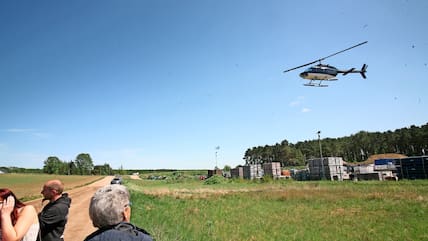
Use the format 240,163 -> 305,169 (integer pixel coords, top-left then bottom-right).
317,131 -> 325,180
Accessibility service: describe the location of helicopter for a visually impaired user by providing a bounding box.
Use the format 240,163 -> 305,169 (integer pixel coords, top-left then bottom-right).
283,41 -> 368,87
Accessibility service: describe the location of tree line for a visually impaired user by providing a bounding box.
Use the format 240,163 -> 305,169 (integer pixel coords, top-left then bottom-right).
42,153 -> 114,175
244,123 -> 428,167
2,123 -> 426,174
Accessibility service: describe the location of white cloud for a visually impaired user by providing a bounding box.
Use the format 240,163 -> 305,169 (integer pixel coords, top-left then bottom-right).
2,128 -> 50,138
289,101 -> 300,107
289,96 -> 305,107
32,132 -> 51,138
301,108 -> 311,113
3,128 -> 36,133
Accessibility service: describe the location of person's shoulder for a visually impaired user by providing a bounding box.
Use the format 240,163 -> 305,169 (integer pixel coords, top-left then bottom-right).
23,204 -> 36,211
84,229 -> 127,241
134,227 -> 153,240
19,205 -> 38,221
116,222 -> 153,240
57,194 -> 72,205
20,204 -> 37,215
41,201 -> 67,215
85,228 -> 153,241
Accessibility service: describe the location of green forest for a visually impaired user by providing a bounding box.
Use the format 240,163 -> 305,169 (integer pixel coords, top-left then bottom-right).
244,123 -> 428,167
2,123 -> 427,174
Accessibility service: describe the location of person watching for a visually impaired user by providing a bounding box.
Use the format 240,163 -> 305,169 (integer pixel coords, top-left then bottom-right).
84,185 -> 153,241
0,188 -> 39,241
38,180 -> 71,241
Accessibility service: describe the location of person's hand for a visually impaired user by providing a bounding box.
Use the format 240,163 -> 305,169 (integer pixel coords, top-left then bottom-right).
0,196 -> 15,217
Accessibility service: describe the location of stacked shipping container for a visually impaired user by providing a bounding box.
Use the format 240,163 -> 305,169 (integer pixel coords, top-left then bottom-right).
308,157 -> 346,181
263,162 -> 281,178
243,164 -> 263,179
231,166 -> 244,179
396,156 -> 428,179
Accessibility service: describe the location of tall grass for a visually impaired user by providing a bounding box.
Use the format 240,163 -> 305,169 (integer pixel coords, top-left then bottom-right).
128,179 -> 428,241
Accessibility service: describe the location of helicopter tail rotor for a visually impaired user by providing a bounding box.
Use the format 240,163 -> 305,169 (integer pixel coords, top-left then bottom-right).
360,64 -> 367,79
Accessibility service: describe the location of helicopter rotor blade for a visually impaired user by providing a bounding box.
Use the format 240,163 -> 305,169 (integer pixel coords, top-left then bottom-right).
283,59 -> 320,73
320,41 -> 368,61
283,41 -> 368,73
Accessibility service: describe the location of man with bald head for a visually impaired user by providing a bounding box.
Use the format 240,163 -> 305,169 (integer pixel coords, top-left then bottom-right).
38,179 -> 71,241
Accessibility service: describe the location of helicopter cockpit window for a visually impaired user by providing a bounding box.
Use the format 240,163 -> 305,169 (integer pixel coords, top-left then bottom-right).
326,69 -> 335,75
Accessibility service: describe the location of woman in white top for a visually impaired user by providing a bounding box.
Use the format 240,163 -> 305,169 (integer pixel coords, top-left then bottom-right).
0,188 -> 39,241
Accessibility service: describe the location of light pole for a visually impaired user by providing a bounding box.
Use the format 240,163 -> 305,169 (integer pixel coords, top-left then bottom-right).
215,146 -> 220,169
317,131 -> 325,180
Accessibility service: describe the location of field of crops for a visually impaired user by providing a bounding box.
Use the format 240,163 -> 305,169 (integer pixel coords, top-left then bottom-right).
126,175 -> 428,241
0,173 -> 103,201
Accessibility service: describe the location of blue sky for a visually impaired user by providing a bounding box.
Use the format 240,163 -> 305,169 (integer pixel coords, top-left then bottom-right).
1,0 -> 427,169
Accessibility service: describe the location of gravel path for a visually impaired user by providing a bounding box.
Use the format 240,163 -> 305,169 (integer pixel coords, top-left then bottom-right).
26,176 -> 113,241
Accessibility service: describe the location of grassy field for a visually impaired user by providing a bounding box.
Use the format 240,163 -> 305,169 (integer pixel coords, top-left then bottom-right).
1,173 -> 427,240
0,173 -> 103,201
126,176 -> 428,241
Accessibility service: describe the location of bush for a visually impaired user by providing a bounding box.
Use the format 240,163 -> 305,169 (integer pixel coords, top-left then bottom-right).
204,175 -> 228,185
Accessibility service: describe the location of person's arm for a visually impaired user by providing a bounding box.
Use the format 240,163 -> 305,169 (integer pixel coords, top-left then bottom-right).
0,196 -> 35,241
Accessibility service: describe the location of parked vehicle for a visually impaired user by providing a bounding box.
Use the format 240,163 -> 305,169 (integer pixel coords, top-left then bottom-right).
110,177 -> 122,184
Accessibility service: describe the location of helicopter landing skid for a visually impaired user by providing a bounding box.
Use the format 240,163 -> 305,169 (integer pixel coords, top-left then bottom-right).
304,79 -> 330,87
304,83 -> 328,87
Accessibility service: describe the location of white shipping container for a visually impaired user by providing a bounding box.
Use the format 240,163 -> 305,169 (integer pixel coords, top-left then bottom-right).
243,164 -> 263,179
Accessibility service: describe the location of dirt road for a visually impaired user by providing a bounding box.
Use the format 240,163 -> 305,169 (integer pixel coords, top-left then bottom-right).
27,176 -> 113,241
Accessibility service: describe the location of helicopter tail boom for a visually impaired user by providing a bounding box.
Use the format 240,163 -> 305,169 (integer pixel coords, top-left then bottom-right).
338,64 -> 367,78
342,68 -> 355,76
